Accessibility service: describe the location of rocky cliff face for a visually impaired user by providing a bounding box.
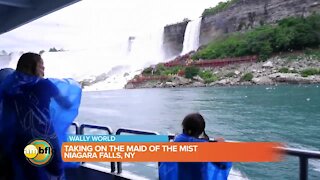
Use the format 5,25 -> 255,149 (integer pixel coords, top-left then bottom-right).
163,21 -> 188,59
200,0 -> 320,45
163,0 -> 320,57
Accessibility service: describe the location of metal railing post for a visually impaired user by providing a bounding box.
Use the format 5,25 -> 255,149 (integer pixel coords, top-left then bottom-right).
281,147 -> 320,180
78,124 -> 115,173
299,157 -> 308,180
71,122 -> 80,135
117,160 -> 122,174
115,128 -> 159,174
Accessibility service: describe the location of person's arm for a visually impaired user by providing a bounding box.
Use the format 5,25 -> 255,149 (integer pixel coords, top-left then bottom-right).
209,137 -> 231,170
45,80 -> 72,109
54,94 -> 72,109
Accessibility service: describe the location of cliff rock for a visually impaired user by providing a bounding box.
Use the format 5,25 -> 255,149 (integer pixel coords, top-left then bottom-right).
163,0 -> 320,58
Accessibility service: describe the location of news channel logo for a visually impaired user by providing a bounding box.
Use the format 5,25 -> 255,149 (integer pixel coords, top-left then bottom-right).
24,139 -> 53,166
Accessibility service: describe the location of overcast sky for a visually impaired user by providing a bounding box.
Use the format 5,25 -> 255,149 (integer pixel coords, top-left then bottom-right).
0,0 -> 224,52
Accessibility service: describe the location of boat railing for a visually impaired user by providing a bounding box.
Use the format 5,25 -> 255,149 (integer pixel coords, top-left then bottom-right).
115,128 -> 159,174
80,123 -> 113,135
278,147 -> 320,180
69,122 -> 320,180
70,123 -> 116,172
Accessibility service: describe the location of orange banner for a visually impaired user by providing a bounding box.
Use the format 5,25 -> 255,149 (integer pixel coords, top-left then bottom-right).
61,142 -> 283,162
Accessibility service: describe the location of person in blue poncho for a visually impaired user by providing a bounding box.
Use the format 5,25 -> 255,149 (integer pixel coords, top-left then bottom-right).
159,113 -> 232,180
0,52 -> 82,180
0,68 -> 14,83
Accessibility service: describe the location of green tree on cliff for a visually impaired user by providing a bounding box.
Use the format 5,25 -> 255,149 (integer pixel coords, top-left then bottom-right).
193,14 -> 320,61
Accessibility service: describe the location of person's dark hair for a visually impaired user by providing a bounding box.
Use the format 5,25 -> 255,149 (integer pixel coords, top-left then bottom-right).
16,52 -> 42,76
182,113 -> 208,139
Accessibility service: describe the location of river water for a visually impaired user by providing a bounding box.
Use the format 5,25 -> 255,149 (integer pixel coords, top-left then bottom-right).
76,85 -> 320,179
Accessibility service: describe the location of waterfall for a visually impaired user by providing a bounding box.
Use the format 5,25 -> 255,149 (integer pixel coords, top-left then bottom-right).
181,18 -> 202,55
61,26 -> 164,91
83,27 -> 165,91
128,27 -> 164,68
0,27 -> 165,91
81,26 -> 165,91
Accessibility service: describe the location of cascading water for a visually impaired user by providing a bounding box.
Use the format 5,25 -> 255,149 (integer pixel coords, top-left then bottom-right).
180,17 -> 202,55
84,26 -> 165,91
71,28 -> 164,90
0,26 -> 165,91
128,27 -> 165,69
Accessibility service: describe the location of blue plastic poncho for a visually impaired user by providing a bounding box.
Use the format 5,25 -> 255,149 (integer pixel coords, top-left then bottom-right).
0,68 -> 14,82
159,134 -> 232,180
0,71 -> 81,179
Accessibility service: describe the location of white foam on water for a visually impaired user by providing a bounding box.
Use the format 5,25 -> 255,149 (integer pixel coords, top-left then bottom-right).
229,168 -> 249,180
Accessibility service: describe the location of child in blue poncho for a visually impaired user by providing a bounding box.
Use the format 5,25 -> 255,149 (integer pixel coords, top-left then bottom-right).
159,113 -> 232,180
0,53 -> 81,180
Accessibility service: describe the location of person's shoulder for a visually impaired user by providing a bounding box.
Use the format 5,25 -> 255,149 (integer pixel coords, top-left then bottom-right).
36,79 -> 59,95
174,134 -> 186,142
37,79 -> 55,87
174,133 -> 208,142
0,68 -> 14,81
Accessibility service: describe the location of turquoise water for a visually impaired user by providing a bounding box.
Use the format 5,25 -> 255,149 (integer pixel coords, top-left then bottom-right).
77,85 -> 320,179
